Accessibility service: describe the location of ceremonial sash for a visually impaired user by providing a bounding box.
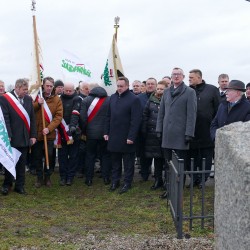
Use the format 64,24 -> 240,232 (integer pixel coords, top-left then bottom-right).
55,118 -> 74,147
3,93 -> 30,133
87,97 -> 106,123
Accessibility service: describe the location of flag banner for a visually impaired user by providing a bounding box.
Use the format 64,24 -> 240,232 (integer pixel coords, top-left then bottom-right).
101,35 -> 124,96
29,26 -> 44,101
61,50 -> 92,85
0,107 -> 21,179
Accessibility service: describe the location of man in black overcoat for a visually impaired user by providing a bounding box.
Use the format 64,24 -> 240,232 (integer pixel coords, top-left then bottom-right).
104,76 -> 142,194
188,69 -> 220,187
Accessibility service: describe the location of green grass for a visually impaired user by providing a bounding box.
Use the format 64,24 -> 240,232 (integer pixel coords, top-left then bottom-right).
0,171 -> 214,249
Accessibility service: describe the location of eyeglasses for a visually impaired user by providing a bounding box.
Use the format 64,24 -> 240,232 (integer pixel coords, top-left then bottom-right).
171,73 -> 183,77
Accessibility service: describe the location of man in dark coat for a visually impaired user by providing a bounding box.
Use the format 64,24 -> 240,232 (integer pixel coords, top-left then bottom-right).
210,80 -> 250,141
104,76 -> 142,194
58,83 -> 82,186
246,82 -> 250,102
188,69 -> 220,187
80,86 -> 111,186
138,77 -> 157,181
1,78 -> 37,195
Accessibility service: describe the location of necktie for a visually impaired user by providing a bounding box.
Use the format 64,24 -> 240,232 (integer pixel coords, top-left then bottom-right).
220,92 -> 224,97
18,98 -> 24,105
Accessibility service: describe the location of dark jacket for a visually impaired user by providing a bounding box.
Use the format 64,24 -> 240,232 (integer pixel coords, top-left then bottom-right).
210,95 -> 250,141
190,81 -> 220,148
105,89 -> 142,153
142,92 -> 163,158
138,91 -> 153,109
80,87 -> 109,140
0,90 -> 37,147
59,92 -> 82,140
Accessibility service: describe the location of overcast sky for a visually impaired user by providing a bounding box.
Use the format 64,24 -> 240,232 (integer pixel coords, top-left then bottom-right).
0,0 -> 250,89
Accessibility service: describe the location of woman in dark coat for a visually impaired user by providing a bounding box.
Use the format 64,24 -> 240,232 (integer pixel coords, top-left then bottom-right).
142,82 -> 166,190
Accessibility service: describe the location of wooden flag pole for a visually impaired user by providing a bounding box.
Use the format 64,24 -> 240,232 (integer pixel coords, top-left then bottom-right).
32,1 -> 50,169
114,16 -> 120,42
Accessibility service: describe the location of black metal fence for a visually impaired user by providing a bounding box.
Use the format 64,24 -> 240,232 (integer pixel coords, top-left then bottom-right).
166,150 -> 214,239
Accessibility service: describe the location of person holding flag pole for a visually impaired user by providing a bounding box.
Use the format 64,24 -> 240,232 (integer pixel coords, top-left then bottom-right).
32,77 -> 63,188
29,1 -> 63,188
0,79 -> 36,195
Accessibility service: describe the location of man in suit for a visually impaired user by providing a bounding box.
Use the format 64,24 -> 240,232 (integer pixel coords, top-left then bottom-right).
1,78 -> 37,195
218,74 -> 229,102
104,76 -> 142,194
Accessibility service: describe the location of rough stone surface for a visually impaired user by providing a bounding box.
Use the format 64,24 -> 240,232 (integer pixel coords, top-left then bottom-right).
214,121 -> 250,250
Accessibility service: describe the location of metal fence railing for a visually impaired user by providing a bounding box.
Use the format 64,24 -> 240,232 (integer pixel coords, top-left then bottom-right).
166,150 -> 214,239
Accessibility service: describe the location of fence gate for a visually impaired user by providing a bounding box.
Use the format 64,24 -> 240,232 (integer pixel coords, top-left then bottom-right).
166,150 -> 214,239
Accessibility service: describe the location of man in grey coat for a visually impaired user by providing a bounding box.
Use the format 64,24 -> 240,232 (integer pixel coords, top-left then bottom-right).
156,67 -> 197,196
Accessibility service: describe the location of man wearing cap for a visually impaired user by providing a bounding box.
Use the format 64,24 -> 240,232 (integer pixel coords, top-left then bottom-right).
210,80 -> 250,141
54,80 -> 64,96
246,83 -> 250,102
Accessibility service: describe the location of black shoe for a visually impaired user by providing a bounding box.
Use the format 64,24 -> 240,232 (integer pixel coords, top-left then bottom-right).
85,180 -> 92,186
14,188 -> 27,195
66,179 -> 73,186
109,182 -> 120,192
1,186 -> 9,196
119,184 -> 131,194
160,191 -> 168,199
60,179 -> 66,186
103,178 -> 111,185
151,179 -> 163,190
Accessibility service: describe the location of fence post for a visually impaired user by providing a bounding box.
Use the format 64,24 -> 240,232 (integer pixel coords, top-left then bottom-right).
177,158 -> 184,239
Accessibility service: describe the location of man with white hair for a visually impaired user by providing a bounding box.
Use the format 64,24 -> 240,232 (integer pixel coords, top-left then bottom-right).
211,80 -> 250,141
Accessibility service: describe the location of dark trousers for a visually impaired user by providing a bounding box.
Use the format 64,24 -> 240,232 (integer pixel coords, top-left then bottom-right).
85,139 -> 111,181
77,140 -> 86,175
32,140 -> 54,179
58,140 -> 80,181
153,158 -> 164,180
187,147 -> 213,183
163,148 -> 188,188
140,155 -> 153,181
3,147 -> 28,189
111,152 -> 135,186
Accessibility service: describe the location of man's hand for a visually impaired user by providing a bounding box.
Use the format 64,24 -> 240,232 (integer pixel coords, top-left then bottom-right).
127,139 -> 134,144
30,138 -> 36,146
185,135 -> 193,144
69,126 -> 76,134
103,135 -> 109,141
42,128 -> 49,135
38,97 -> 44,105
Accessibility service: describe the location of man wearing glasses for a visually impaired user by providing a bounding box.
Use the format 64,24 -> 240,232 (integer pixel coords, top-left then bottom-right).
156,67 -> 197,194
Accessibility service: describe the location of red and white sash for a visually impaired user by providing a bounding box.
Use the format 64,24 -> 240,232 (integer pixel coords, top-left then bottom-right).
87,97 -> 106,123
3,93 -> 30,133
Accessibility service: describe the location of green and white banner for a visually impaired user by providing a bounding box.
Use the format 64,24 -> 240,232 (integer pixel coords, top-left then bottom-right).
0,107 -> 21,179
61,50 -> 92,85
101,35 -> 124,96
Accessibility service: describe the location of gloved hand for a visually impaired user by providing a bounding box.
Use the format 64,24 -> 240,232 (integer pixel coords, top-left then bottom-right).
69,126 -> 76,134
185,135 -> 193,144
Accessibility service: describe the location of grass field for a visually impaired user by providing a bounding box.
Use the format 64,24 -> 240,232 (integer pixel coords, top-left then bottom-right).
0,168 -> 214,249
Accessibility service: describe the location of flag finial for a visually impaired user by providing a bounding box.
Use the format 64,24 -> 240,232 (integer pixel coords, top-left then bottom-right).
114,16 -> 120,41
31,0 -> 36,11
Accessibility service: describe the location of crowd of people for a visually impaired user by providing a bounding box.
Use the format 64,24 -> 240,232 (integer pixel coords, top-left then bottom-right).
0,67 -> 250,196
